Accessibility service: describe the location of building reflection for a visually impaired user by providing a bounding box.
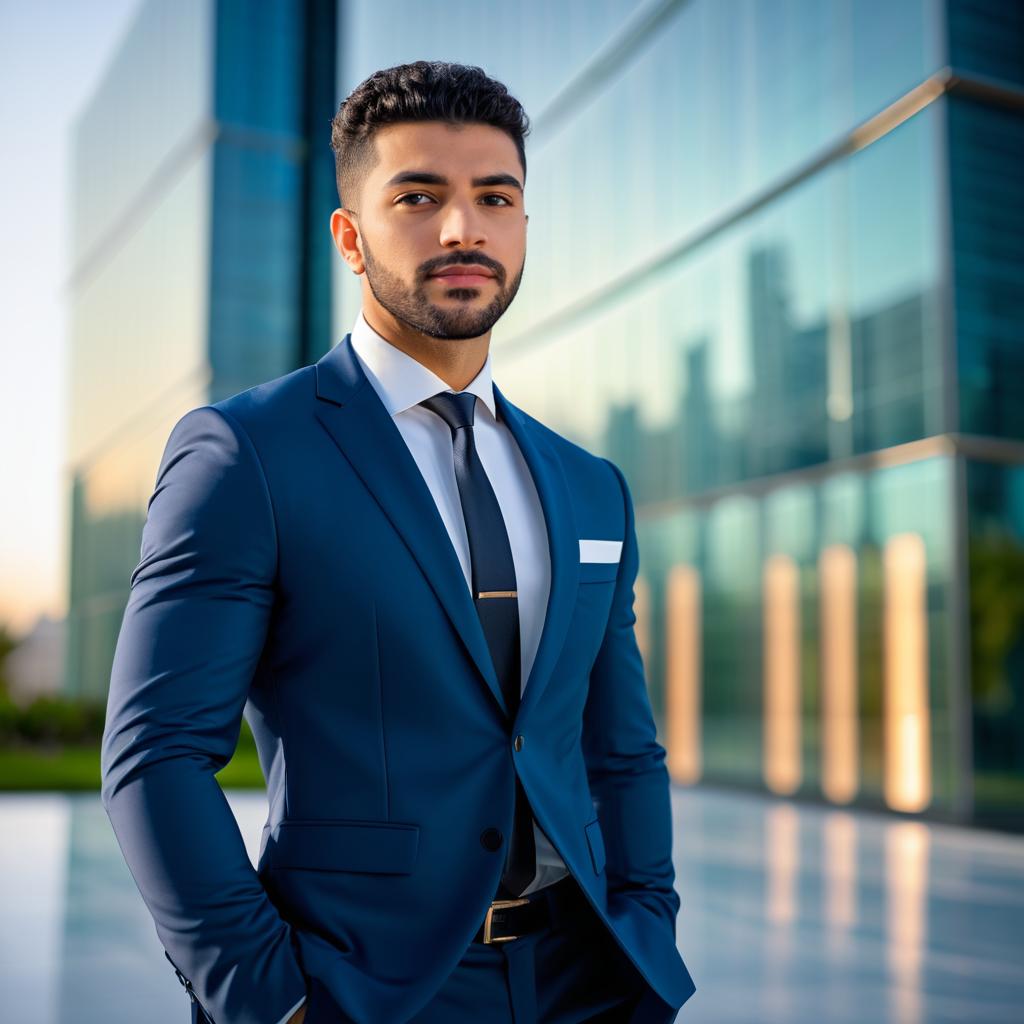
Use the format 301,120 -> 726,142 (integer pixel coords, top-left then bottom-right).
4,789 -> 1021,1023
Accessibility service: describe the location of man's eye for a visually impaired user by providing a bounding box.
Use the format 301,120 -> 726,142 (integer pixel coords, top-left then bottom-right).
397,193 -> 512,207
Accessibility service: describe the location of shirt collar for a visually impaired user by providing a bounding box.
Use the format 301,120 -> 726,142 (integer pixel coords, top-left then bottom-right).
349,308 -> 497,421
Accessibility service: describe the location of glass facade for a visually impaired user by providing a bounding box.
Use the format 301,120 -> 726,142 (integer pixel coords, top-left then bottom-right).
945,3 -> 1024,830
64,0 -> 337,700
67,0 -> 1024,830
331,0 -> 1023,829
950,94 -> 1024,442
966,459 -> 1024,824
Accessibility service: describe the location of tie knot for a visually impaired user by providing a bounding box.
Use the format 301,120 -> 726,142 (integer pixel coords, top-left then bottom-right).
420,391 -> 476,434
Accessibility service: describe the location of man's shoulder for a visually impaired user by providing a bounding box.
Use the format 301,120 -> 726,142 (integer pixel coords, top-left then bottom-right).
209,362 -> 317,436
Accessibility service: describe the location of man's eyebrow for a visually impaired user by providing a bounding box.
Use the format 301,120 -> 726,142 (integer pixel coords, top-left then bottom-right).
382,170 -> 523,192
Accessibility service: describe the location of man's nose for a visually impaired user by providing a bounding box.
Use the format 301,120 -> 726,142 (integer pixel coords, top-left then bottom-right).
439,199 -> 487,248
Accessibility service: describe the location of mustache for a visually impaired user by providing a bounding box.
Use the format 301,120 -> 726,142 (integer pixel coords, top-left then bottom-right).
422,253 -> 504,282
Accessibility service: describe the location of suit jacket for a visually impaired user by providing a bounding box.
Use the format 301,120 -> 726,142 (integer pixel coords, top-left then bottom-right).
101,332 -> 698,1023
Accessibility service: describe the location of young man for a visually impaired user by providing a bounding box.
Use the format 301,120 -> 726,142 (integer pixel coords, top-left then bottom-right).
101,61 -> 696,1024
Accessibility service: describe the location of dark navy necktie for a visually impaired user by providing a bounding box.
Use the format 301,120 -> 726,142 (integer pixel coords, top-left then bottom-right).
419,389 -> 537,898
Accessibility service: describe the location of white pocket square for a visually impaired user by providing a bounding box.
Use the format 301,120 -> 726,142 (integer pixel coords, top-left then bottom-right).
579,539 -> 623,563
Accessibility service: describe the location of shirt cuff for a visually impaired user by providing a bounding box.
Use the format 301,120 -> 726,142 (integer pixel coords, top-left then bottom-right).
274,994 -> 307,1024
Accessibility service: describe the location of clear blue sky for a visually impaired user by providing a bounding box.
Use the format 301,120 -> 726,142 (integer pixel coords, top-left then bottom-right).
0,0 -> 142,637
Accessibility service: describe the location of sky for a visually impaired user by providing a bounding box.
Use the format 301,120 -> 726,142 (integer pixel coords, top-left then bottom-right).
0,0 -> 142,638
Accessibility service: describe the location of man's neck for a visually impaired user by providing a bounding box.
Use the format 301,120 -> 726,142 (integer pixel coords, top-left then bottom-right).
362,308 -> 490,392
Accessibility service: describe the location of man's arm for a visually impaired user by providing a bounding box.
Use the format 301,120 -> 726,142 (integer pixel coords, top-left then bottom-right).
101,406 -> 308,1024
580,457 -> 680,935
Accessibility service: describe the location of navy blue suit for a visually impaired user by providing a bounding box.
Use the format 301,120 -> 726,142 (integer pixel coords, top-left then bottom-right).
101,333 -> 697,1022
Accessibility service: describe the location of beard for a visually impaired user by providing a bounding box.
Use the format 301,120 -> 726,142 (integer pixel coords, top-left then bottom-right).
361,235 -> 524,340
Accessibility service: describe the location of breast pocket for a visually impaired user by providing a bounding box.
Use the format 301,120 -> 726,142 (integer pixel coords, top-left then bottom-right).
577,560 -> 619,584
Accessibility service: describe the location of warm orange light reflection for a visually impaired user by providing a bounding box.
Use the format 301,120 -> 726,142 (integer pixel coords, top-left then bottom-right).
665,563 -> 701,783
764,554 -> 801,795
886,821 -> 929,1022
883,533 -> 931,812
823,812 -> 858,946
819,544 -> 859,804
766,802 -> 800,925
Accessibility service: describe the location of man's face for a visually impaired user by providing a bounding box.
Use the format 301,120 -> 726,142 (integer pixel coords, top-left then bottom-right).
337,121 -> 527,341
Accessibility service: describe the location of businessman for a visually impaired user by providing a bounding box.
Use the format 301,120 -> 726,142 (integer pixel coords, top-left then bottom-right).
101,60 -> 696,1023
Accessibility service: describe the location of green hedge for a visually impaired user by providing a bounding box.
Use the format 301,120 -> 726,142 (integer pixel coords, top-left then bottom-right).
0,742 -> 266,791
0,693 -> 266,790
0,692 -> 268,794
0,693 -> 107,744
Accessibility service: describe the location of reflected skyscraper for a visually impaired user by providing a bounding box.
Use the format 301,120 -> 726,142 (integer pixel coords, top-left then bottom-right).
64,0 -> 337,700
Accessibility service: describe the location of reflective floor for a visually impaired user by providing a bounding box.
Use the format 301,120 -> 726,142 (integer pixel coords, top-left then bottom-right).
2,786 -> 1022,1023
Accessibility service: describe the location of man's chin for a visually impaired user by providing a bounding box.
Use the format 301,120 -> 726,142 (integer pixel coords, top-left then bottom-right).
418,308 -> 506,340
423,325 -> 495,341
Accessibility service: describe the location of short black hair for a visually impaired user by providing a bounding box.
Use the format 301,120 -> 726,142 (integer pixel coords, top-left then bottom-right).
329,60 -> 530,210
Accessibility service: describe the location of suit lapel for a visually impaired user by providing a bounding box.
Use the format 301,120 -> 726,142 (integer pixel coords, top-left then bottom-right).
492,382 -> 579,724
313,333 -> 578,725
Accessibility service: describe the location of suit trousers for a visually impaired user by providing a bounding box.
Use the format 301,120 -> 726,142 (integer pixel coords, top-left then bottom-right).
284,875 -> 661,1024
405,875 -> 650,1024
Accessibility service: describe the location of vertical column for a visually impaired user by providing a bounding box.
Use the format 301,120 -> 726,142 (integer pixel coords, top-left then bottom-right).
820,543 -> 859,803
764,554 -> 801,795
883,532 -> 931,812
666,563 -> 702,783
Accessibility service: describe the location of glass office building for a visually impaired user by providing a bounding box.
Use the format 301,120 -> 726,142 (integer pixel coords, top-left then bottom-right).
67,0 -> 1024,830
64,0 -> 337,701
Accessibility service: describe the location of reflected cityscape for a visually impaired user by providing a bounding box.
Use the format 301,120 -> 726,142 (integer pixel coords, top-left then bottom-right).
3,0 -> 1021,1020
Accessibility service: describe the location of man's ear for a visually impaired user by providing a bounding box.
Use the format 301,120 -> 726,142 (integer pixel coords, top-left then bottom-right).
331,207 -> 365,275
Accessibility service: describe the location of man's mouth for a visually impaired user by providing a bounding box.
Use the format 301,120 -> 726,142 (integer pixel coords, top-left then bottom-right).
429,264 -> 497,287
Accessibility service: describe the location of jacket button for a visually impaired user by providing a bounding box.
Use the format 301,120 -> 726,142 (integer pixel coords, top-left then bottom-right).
514,734 -> 525,751
480,828 -> 503,851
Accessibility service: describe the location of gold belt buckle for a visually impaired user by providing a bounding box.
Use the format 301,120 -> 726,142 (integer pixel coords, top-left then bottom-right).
482,897 -> 530,943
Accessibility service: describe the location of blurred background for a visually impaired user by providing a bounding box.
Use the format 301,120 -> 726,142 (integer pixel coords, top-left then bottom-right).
1,0 -> 1022,1021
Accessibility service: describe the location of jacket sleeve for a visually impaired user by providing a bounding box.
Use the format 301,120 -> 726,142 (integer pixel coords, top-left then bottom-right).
581,457 -> 680,936
100,405 -> 308,1024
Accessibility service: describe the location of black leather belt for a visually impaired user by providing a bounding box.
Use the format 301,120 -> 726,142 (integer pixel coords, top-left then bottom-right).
473,875 -> 581,944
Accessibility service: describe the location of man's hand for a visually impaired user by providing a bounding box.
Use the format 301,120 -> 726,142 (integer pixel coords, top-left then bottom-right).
286,1004 -> 306,1024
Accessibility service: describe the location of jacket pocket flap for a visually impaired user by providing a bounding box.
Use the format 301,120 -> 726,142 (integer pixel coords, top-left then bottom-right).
269,819 -> 420,874
584,817 -> 607,875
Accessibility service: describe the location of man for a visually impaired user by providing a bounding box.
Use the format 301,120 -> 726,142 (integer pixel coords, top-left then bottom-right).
101,60 -> 696,1024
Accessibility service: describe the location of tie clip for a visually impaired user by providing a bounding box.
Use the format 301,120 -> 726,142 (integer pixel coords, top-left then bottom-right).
477,590 -> 517,599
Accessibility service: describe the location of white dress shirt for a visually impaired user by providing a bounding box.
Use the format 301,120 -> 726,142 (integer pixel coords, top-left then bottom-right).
275,308 -> 570,1024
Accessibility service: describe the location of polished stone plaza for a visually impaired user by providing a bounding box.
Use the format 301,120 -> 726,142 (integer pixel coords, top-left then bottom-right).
2,785 -> 1021,1023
